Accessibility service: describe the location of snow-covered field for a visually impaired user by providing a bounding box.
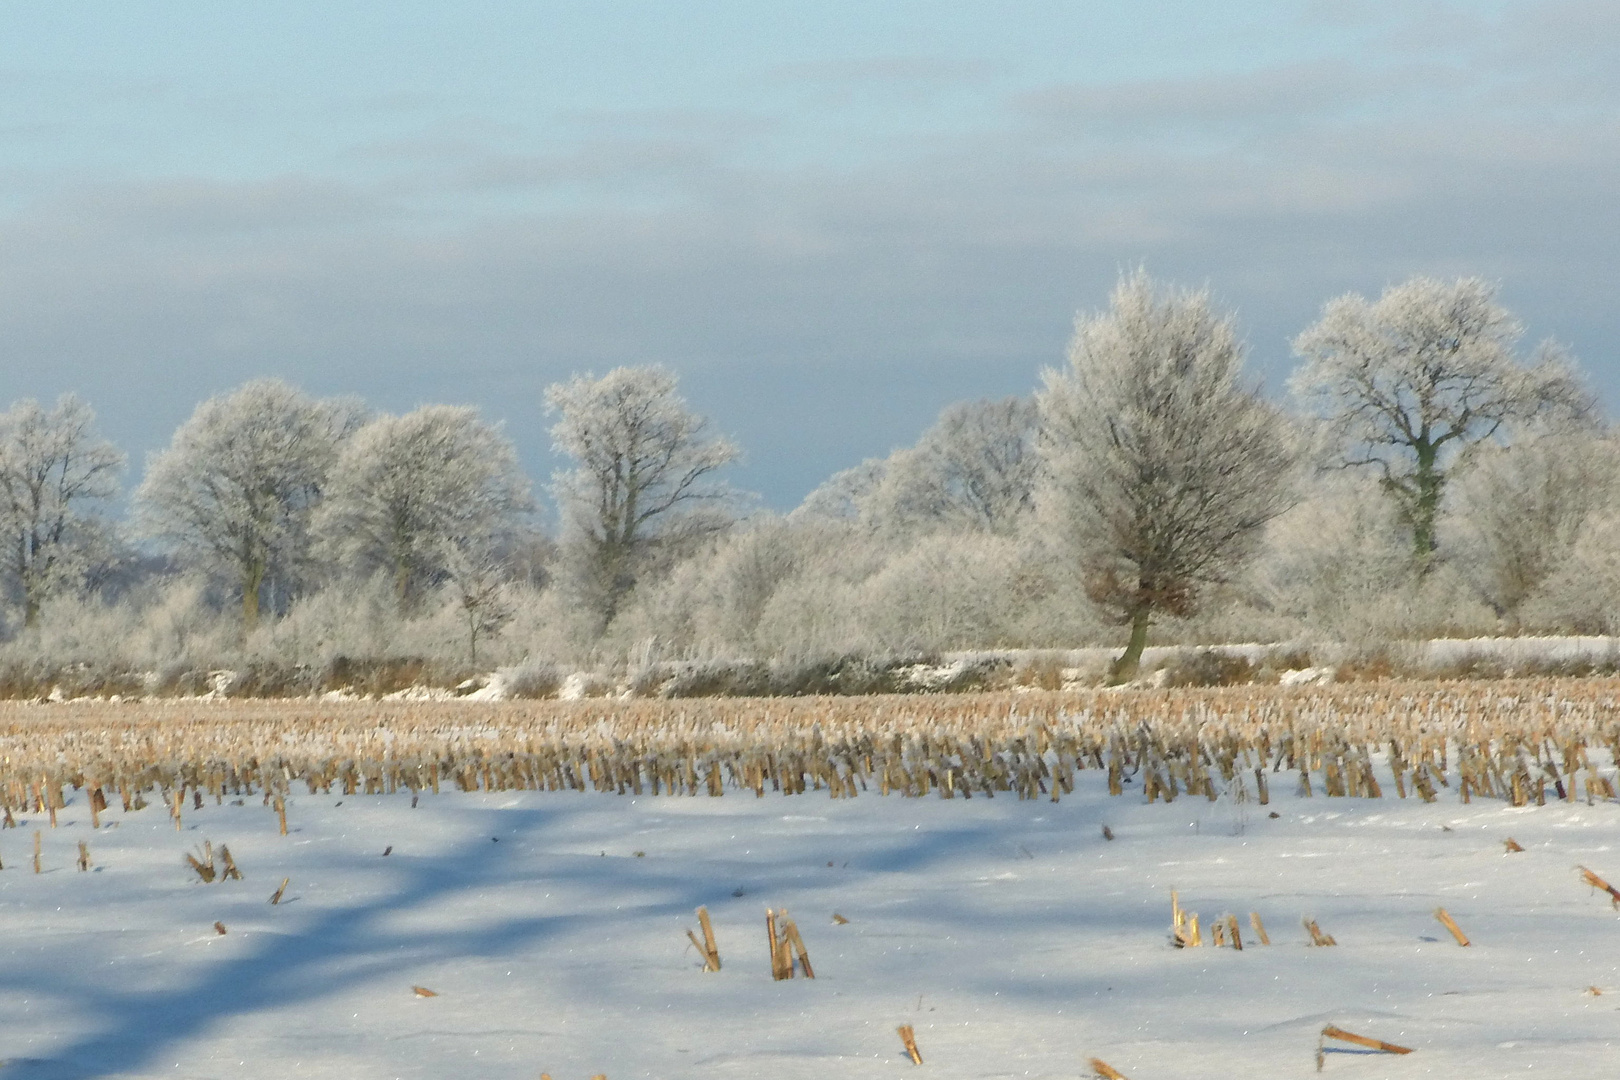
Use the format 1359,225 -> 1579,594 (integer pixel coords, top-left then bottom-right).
2,773 -> 1618,1079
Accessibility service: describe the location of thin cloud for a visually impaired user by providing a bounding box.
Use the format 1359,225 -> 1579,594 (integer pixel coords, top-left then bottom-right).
768,55 -> 1002,86
1014,62 -> 1411,134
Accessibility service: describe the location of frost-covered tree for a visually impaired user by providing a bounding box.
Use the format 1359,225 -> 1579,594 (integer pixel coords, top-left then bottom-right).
1527,507 -> 1620,635
1258,472 -> 1438,647
1291,276 -> 1593,565
444,545 -> 513,666
1447,426 -> 1617,629
868,397 -> 1039,535
0,394 -> 125,628
793,397 -> 1037,537
136,379 -> 364,632
1039,271 -> 1294,682
315,405 -> 532,612
546,365 -> 740,628
793,458 -> 889,524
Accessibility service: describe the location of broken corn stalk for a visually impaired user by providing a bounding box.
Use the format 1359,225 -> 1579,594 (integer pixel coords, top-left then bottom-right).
1434,907 -> 1471,947
896,1025 -> 922,1064
1321,1025 -> 1413,1054
1578,865 -> 1620,907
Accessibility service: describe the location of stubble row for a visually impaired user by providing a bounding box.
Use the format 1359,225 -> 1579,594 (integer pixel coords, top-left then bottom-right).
4,680 -> 1620,815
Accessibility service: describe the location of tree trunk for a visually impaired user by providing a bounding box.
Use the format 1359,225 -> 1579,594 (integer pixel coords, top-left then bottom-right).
1410,440 -> 1443,571
1109,607 -> 1153,685
242,560 -> 265,634
23,593 -> 40,630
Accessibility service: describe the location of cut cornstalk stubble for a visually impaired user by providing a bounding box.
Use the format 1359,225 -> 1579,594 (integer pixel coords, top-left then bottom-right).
1434,907 -> 1471,947
1170,890 -> 1200,948
1090,1058 -> 1129,1079
686,906 -> 721,972
766,908 -> 787,979
765,908 -> 813,979
1303,918 -> 1337,946
1320,1025 -> 1413,1057
269,877 -> 289,905
185,843 -> 217,883
1578,865 -> 1620,908
896,1025 -> 922,1065
785,920 -> 815,978
1503,837 -> 1524,853
1249,911 -> 1270,945
411,986 -> 438,997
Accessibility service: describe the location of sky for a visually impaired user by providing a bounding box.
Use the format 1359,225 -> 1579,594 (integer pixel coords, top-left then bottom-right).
1,1 -> 1616,513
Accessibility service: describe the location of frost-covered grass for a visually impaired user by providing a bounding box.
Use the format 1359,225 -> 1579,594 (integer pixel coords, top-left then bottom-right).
2,767 -> 1619,1078
13,633 -> 1620,705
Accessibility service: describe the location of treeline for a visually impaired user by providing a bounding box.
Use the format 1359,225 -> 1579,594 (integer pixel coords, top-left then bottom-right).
2,272 -> 1616,693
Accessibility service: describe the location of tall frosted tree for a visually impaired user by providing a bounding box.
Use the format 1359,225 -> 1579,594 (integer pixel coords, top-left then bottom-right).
315,405 -> 533,612
136,378 -> 363,632
1291,276 -> 1593,565
0,394 -> 124,628
1039,271 -> 1294,683
546,365 -> 739,629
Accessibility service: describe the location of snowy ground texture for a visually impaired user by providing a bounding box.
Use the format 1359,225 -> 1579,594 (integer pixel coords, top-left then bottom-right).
2,772 -> 1618,1079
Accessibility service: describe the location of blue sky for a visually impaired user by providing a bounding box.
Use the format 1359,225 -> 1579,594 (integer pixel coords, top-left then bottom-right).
1,1 -> 1614,511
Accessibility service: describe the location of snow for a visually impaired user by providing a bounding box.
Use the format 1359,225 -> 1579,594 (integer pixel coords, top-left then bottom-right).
2,774 -> 1619,1078
1419,636 -> 1620,670
1280,667 -> 1336,687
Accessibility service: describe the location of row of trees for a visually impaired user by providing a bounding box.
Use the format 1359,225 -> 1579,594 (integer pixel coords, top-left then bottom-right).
0,272 -> 1608,679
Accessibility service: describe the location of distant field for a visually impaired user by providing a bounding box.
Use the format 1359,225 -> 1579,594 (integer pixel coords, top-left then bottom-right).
5,680 -> 1620,816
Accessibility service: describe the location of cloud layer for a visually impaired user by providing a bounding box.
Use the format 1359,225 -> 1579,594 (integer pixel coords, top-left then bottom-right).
0,2 -> 1614,508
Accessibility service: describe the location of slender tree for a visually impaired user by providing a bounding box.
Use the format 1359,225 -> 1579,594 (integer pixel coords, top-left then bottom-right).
546,365 -> 739,629
1291,276 -> 1593,566
0,394 -> 124,628
1039,270 -> 1294,683
136,379 -> 363,632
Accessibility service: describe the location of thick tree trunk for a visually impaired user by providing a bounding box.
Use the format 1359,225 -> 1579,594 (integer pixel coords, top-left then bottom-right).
1409,440 -> 1443,571
1109,607 -> 1153,685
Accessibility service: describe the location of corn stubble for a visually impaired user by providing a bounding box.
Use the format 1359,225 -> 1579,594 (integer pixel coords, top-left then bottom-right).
2,681 -> 1619,818
896,1025 -> 922,1065
765,908 -> 813,980
1578,865 -> 1620,907
1434,907 -> 1472,946
685,906 -> 721,972
4,687 -> 1617,1076
1317,1025 -> 1413,1071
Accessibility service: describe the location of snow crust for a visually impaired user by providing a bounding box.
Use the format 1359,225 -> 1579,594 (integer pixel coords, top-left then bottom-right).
2,774 -> 1618,1078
